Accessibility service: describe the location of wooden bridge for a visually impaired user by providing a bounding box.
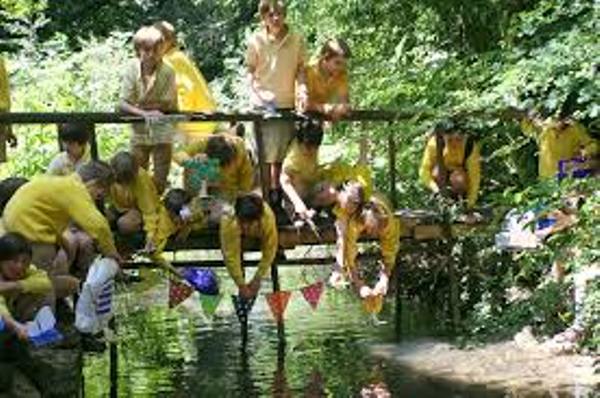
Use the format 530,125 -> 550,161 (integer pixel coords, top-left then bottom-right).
0,110 -> 491,397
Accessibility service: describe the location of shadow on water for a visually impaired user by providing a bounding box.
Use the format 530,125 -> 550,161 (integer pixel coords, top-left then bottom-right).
82,269 -> 596,397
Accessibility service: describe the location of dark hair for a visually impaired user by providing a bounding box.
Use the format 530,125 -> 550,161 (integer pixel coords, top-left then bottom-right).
0,177 -> 28,215
110,151 -> 138,184
234,193 -> 264,222
259,0 -> 286,17
206,135 -> 237,167
320,38 -> 352,60
77,161 -> 114,188
0,233 -> 32,262
296,119 -> 324,147
57,122 -> 92,145
164,189 -> 192,216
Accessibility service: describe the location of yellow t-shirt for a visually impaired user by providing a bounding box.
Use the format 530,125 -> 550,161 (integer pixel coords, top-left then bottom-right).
174,133 -> 254,201
219,204 -> 278,286
109,168 -> 162,244
419,135 -> 482,208
246,28 -> 306,108
340,193 -> 400,274
3,175 -> 116,255
282,140 -> 320,189
163,48 -> 217,138
305,59 -> 349,106
521,118 -> 598,179
0,265 -> 52,318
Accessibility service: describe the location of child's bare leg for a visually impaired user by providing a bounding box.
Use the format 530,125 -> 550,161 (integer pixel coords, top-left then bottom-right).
153,143 -> 172,194
132,144 -> 151,170
31,243 -> 58,274
449,169 -> 468,197
117,209 -> 143,235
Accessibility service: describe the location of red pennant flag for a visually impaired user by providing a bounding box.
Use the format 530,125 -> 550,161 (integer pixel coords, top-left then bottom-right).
301,282 -> 324,310
169,279 -> 194,308
266,291 -> 292,323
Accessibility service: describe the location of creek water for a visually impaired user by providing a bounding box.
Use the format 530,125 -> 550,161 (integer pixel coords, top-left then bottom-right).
82,267 -> 597,397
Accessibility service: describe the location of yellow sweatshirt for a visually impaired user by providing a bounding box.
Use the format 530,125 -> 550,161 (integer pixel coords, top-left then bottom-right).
220,204 -> 278,286
0,265 -> 52,317
339,193 -> 400,275
109,169 -> 162,244
163,48 -> 217,138
282,140 -> 320,188
521,118 -> 598,179
419,135 -> 481,208
319,161 -> 373,198
174,133 -> 254,201
2,175 -> 117,255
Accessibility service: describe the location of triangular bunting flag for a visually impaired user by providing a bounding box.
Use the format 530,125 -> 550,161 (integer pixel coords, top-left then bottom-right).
231,295 -> 256,324
301,282 -> 324,310
200,294 -> 222,317
169,279 -> 194,309
362,295 -> 384,314
266,291 -> 292,323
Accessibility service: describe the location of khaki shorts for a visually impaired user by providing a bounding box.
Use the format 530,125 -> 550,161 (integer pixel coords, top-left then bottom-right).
254,120 -> 294,164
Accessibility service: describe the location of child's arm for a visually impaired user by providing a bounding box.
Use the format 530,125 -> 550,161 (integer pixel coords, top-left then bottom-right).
119,62 -> 163,117
219,216 -> 246,287
465,143 -> 482,209
245,38 -> 272,106
253,207 -> 278,286
280,170 -> 312,218
419,136 -> 440,193
295,39 -> 308,112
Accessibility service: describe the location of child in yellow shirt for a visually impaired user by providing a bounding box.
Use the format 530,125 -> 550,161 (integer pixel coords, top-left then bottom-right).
337,193 -> 401,298
305,38 -> 351,120
0,233 -> 78,339
174,132 -> 254,201
419,125 -> 481,209
120,25 -> 178,194
220,193 -> 278,299
47,122 -> 92,176
154,20 -> 217,141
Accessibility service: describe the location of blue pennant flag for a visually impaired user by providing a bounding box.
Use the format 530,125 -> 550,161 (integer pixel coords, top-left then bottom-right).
231,295 -> 256,324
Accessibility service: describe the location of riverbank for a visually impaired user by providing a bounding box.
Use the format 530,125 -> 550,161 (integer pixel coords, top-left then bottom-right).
371,334 -> 599,396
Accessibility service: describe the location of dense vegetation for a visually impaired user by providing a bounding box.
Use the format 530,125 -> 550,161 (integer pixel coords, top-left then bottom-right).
1,0 -> 598,349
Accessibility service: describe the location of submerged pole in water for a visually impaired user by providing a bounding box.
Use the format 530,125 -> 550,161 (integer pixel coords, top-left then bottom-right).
109,317 -> 118,398
394,259 -> 402,341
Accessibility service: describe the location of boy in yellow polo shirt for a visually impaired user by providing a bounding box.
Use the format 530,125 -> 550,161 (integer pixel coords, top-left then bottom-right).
0,233 -> 78,339
2,161 -> 121,273
220,193 -> 278,299
0,56 -> 17,165
246,0 -> 308,211
306,38 -> 351,120
336,193 -> 400,298
47,122 -> 92,176
419,125 -> 482,209
108,151 -> 165,252
174,133 -> 254,201
120,25 -> 178,194
280,119 -> 323,221
154,21 -> 217,141
521,116 -> 597,179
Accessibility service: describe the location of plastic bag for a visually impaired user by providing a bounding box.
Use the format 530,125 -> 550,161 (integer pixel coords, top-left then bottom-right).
75,257 -> 119,334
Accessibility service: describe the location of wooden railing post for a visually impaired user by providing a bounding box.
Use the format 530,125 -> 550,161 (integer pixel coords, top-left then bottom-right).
90,123 -> 99,160
388,129 -> 398,207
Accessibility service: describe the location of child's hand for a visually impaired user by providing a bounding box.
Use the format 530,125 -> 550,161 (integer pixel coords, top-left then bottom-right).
144,110 -> 163,118
5,318 -> 28,341
239,284 -> 255,300
359,285 -> 373,299
373,274 -> 389,296
144,240 -> 156,254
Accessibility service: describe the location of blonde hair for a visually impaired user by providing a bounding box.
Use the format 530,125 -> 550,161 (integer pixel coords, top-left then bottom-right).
258,0 -> 286,18
133,26 -> 164,53
363,201 -> 389,230
320,38 -> 352,60
154,20 -> 176,44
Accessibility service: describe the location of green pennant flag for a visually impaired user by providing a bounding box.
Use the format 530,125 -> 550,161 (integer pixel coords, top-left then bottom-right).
200,294 -> 222,317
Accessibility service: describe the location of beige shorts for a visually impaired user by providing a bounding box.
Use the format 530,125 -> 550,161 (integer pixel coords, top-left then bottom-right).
254,120 -> 294,163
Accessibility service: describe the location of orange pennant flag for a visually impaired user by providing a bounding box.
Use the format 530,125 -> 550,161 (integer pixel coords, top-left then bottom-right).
266,291 -> 292,323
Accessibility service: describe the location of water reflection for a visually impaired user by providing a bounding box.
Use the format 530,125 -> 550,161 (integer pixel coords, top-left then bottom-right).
82,269 -> 595,397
